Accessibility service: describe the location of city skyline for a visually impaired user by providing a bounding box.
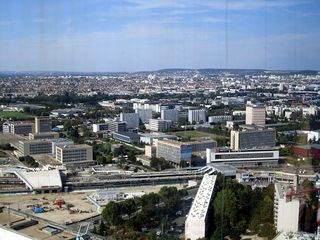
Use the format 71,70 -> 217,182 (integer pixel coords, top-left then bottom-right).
0,0 -> 320,72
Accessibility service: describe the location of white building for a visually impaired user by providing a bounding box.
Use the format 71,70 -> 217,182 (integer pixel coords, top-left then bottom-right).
135,108 -> 152,123
188,109 -> 206,124
120,112 -> 139,129
92,123 -> 109,133
245,104 -> 266,126
148,119 -> 172,132
208,115 -> 232,124
161,109 -> 179,122
274,183 -> 300,232
185,174 -> 217,240
307,130 -> 320,142
206,148 -> 279,166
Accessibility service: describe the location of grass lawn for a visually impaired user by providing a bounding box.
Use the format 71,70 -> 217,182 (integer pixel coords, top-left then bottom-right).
175,131 -> 210,138
0,111 -> 34,120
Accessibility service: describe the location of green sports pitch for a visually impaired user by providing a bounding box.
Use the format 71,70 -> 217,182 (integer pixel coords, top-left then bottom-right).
0,111 -> 34,120
174,131 -> 210,138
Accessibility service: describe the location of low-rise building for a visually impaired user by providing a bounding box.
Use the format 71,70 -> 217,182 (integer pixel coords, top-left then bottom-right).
149,119 -> 172,132
92,123 -> 109,133
108,121 -> 127,133
208,115 -> 232,124
55,144 -> 93,166
29,132 -> 59,140
17,140 -> 52,157
157,140 -> 192,166
4,122 -> 35,135
292,144 -> 320,159
206,148 -> 279,166
112,132 -> 141,144
49,138 -> 74,155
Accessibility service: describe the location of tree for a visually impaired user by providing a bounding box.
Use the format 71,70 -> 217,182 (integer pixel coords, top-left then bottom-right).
99,220 -> 105,236
102,201 -> 123,226
122,198 -> 137,219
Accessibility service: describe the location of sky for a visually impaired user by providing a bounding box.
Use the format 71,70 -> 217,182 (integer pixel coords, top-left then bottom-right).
0,0 -> 320,72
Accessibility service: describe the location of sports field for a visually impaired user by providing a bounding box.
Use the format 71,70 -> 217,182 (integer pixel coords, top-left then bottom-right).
0,111 -> 34,120
174,131 -> 210,138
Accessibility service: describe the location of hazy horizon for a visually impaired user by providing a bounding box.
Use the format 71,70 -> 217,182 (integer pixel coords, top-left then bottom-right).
1,0 -> 320,72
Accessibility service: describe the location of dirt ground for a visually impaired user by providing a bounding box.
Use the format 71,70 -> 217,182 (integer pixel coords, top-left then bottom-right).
0,184 -> 183,225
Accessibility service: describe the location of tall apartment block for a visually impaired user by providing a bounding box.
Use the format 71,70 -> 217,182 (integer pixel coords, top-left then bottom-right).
35,117 -> 52,133
135,108 -> 152,123
161,109 -> 179,122
188,109 -> 206,124
120,112 -> 139,129
245,105 -> 266,125
230,129 -> 276,150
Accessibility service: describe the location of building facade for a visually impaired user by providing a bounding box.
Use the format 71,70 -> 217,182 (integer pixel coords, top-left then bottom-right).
92,123 -> 109,133
188,109 -> 206,124
29,132 -> 59,140
245,105 -> 266,125
55,144 -> 93,166
274,183 -> 300,232
135,108 -> 153,123
157,140 -> 192,165
206,148 -> 279,166
35,117 -> 52,133
17,140 -> 52,157
149,119 -> 172,132
230,129 -> 276,150
161,109 -> 179,122
120,112 -> 139,129
108,121 -> 127,133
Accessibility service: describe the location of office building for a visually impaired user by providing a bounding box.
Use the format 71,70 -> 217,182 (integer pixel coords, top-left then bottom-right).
17,140 -> 52,157
120,112 -> 139,129
185,174 -> 217,240
230,129 -> 276,150
156,139 -> 216,166
3,121 -> 35,135
35,117 -> 52,133
157,140 -> 193,166
112,132 -> 141,144
274,182 -> 300,232
208,115 -> 232,124
149,119 -> 172,132
135,108 -> 152,123
145,145 -> 157,158
2,122 -> 11,133
206,148 -> 279,166
161,109 -> 179,122
108,121 -> 127,133
92,123 -> 109,133
140,133 -> 177,145
49,138 -> 74,155
245,105 -> 266,125
55,144 -> 93,166
29,132 -> 59,140
188,109 -> 206,124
